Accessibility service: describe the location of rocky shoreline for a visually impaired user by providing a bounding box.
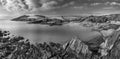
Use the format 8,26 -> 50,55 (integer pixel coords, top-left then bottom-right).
0,24 -> 120,59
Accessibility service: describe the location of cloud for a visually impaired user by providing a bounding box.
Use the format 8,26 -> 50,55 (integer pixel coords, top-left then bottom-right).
0,0 -> 76,12
90,2 -> 120,6
105,2 -> 120,6
39,0 -> 76,10
0,0 -> 35,12
32,0 -> 77,11
90,3 -> 102,6
0,0 -> 120,15
61,1 -> 75,7
102,7 -> 114,10
39,1 -> 58,10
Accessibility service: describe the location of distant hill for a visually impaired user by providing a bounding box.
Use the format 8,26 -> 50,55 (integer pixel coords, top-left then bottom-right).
11,14 -> 48,22
11,14 -> 120,26
106,14 -> 120,21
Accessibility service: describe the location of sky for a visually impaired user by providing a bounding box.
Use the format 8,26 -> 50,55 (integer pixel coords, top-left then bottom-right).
0,0 -> 120,17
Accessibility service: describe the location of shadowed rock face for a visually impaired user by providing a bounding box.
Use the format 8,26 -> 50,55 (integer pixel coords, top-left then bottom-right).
62,30 -> 120,59
0,29 -> 120,59
62,37 -> 103,58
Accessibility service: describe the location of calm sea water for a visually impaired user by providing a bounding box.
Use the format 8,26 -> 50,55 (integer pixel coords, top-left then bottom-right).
0,19 -> 92,43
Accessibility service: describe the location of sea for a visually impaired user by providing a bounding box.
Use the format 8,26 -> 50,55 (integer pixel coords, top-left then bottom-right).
0,19 -> 93,44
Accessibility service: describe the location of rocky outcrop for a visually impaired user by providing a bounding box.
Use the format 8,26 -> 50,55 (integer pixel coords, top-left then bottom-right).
62,29 -> 120,59
0,28 -> 120,59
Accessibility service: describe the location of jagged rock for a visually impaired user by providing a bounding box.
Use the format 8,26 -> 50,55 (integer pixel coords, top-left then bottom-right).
62,30 -> 120,59
63,37 -> 92,55
100,29 -> 115,37
99,30 -> 120,58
